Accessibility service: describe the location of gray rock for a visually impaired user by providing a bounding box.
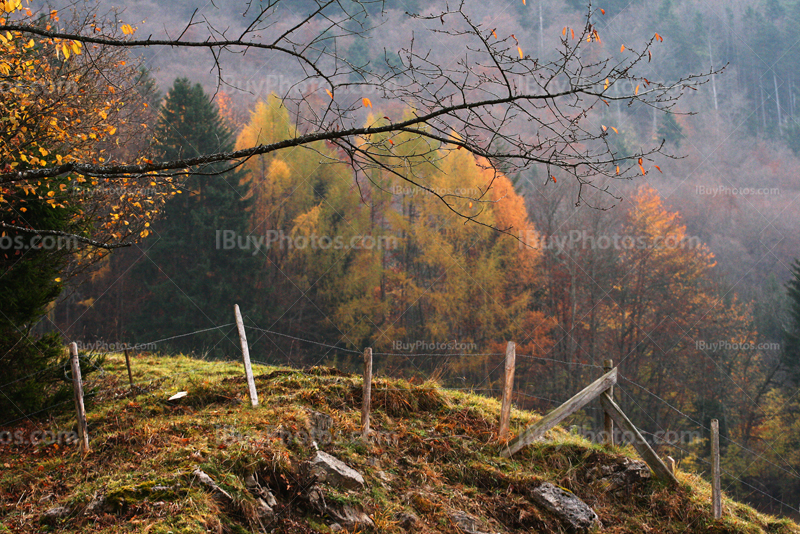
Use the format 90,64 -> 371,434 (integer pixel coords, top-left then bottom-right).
307,485 -> 374,529
256,497 -> 274,519
84,495 -> 108,515
245,473 -> 278,507
586,457 -> 651,496
530,483 -> 600,533
43,506 -> 70,520
309,451 -> 365,490
192,468 -> 233,503
449,511 -> 494,534
397,510 -> 421,530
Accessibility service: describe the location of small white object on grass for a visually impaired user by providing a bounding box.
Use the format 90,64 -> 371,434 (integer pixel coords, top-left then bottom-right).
168,391 -> 188,401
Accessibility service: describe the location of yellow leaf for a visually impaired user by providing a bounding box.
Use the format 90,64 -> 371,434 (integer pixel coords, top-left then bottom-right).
54,278 -> 61,282
362,97 -> 372,108
616,165 -> 620,175
140,229 -> 150,238
635,84 -> 640,95
492,29 -> 497,39
26,39 -> 34,49
604,78 -> 609,90
122,24 -> 134,35
62,44 -> 69,59
47,190 -> 55,197
517,46 -> 523,59
71,40 -> 81,55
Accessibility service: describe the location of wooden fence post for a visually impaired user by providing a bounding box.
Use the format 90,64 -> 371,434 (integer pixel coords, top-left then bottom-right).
603,359 -> 614,446
362,348 -> 373,439
498,341 -> 516,441
69,342 -> 89,453
234,304 -> 259,407
124,347 -> 134,387
712,419 -> 722,518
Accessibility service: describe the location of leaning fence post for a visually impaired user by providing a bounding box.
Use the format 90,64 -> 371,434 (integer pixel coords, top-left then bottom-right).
234,304 -> 259,407
498,341 -> 516,441
123,347 -> 134,387
603,359 -> 614,446
712,419 -> 722,518
362,348 -> 373,439
69,342 -> 90,453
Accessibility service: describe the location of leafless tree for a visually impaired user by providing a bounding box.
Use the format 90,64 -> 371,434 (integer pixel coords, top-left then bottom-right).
0,0 -> 713,248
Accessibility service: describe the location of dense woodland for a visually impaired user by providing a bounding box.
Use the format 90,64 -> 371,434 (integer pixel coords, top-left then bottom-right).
4,0 -> 800,520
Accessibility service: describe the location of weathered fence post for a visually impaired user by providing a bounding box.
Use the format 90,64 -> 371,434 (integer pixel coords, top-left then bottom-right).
712,419 -> 722,518
498,341 -> 516,441
234,304 -> 259,407
69,342 -> 90,453
123,347 -> 134,387
362,348 -> 373,439
603,359 -> 614,446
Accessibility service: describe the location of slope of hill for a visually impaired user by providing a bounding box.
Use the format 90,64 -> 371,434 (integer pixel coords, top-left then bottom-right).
1,353 -> 797,534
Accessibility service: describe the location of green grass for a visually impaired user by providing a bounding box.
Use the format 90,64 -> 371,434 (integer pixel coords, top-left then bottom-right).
0,352 -> 797,533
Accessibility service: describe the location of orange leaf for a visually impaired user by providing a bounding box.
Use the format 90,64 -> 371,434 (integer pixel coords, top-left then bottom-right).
611,126 -> 618,134
551,176 -> 557,183
616,165 -> 620,175
571,28 -> 575,40
635,84 -> 640,95
492,29 -> 498,39
602,99 -> 609,106
388,139 -> 394,145
601,8 -> 606,14
602,125 -> 607,131
522,0 -> 526,4
654,32 -> 663,42
638,157 -> 643,165
655,165 -> 662,173
517,46 -> 524,59
620,44 -> 625,52
362,97 -> 372,108
639,164 -> 646,175
325,89 -> 333,99
563,27 -> 567,36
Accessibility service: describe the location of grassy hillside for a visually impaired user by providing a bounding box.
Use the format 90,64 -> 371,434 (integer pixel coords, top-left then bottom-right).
0,353 -> 796,533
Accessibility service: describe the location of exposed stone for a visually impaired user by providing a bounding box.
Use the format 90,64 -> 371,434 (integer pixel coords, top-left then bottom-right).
256,497 -> 274,519
397,510 -> 422,530
43,506 -> 70,520
309,451 -> 365,490
192,468 -> 233,504
84,495 -> 108,515
529,483 -> 600,533
329,523 -> 343,532
449,510 -> 494,534
307,485 -> 374,529
245,474 -> 278,507
585,457 -> 651,496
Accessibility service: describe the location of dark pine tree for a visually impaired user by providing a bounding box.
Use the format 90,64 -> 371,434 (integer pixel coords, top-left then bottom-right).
128,78 -> 259,357
783,260 -> 800,385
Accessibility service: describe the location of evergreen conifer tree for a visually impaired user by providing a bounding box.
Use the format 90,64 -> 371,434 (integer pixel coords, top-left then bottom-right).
129,78 -> 258,356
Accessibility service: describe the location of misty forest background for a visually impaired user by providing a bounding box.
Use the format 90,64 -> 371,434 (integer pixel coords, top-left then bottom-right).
11,0 -> 800,519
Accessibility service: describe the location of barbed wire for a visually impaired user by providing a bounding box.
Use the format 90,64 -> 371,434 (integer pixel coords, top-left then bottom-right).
618,377 -> 800,484
516,354 -> 604,368
245,325 -> 363,354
